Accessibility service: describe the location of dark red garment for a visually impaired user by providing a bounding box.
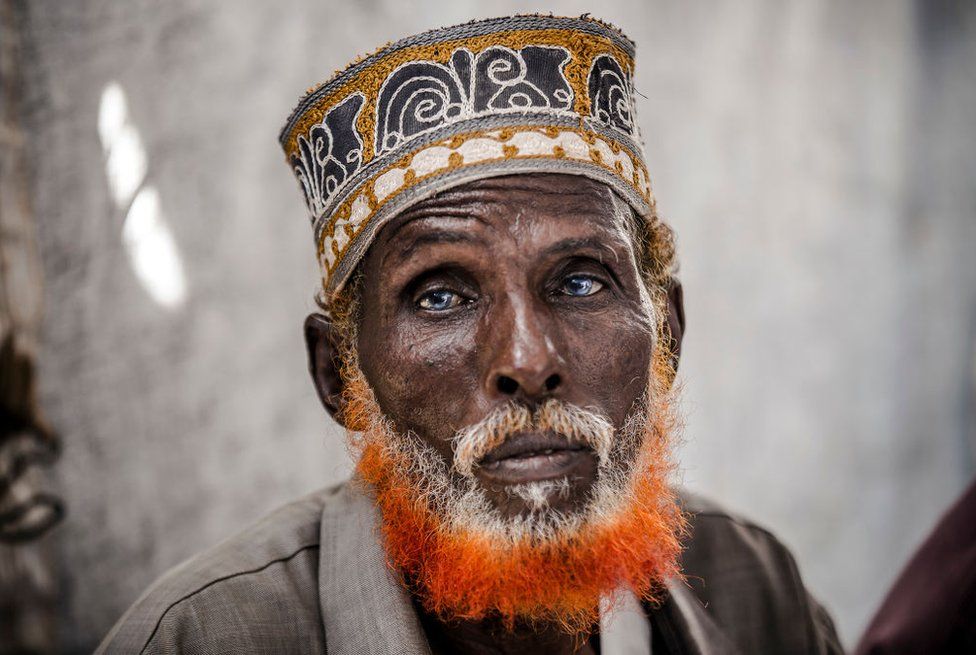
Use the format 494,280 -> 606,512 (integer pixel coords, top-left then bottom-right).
855,478 -> 976,655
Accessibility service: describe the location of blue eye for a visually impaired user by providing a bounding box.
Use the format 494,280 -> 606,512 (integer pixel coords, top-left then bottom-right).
417,289 -> 462,311
560,274 -> 604,297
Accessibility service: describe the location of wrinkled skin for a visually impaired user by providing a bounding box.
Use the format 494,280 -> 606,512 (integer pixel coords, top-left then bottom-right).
305,174 -> 685,655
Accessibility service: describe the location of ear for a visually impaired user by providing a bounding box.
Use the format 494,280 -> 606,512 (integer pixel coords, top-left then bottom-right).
304,313 -> 346,425
665,280 -> 685,373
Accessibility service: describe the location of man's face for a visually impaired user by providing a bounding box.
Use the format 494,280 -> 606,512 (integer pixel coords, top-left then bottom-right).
354,174 -> 657,520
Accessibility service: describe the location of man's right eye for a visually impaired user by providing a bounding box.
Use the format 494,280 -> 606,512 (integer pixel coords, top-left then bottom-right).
416,289 -> 464,311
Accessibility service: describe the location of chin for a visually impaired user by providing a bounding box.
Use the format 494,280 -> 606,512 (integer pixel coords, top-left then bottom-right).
477,451 -> 601,519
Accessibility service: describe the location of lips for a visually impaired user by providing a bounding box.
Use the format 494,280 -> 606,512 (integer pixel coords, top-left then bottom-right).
476,431 -> 595,484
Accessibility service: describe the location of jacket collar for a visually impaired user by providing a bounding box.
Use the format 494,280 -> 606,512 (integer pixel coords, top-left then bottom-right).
647,583 -> 740,655
318,482 -> 432,655
318,482 -> 737,655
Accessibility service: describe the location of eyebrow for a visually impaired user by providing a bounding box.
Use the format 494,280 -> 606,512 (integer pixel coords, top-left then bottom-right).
389,230 -> 485,265
542,236 -> 624,262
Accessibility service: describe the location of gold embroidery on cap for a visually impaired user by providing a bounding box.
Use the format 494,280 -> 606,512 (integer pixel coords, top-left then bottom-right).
283,28 -> 632,160
315,125 -> 652,281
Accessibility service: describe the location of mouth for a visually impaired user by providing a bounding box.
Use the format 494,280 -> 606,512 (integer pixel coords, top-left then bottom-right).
474,431 -> 595,485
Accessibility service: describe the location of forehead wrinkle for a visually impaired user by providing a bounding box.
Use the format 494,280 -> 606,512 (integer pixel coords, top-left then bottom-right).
386,205 -> 486,237
375,178 -> 629,271
391,228 -> 487,266
380,213 -> 486,265
459,173 -> 612,197
428,175 -> 615,215
470,189 -> 613,219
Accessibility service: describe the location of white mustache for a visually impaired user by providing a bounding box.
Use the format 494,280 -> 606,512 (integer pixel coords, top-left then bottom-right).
452,400 -> 614,478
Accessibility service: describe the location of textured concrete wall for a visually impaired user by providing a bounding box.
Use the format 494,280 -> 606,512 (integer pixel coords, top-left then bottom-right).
15,0 -> 976,651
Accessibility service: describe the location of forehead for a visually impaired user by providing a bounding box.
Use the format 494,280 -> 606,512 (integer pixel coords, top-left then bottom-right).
370,174 -> 632,261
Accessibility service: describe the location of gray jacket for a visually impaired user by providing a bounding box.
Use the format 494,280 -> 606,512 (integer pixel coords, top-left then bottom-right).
97,483 -> 843,654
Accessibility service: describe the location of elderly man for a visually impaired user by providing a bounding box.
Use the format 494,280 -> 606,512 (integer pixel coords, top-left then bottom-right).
99,15 -> 842,654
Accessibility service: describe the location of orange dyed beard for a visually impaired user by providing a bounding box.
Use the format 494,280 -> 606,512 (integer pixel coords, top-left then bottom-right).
341,350 -> 686,635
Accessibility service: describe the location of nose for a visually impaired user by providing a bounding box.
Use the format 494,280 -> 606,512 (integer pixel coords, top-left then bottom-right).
485,292 -> 566,403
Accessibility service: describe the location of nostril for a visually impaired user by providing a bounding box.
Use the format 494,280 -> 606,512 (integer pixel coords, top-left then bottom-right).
497,375 -> 519,395
544,374 -> 561,391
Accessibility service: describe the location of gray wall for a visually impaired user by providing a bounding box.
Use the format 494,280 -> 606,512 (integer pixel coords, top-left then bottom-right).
15,0 -> 975,651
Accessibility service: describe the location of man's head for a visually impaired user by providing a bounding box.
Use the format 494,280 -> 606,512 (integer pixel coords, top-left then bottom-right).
281,14 -> 685,634
304,173 -> 685,631
308,173 -> 681,510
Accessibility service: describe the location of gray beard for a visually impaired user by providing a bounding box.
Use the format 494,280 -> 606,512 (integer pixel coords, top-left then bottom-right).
366,404 -> 650,545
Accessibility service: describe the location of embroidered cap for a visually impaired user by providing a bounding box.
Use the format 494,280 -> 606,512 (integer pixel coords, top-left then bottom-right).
279,15 -> 654,296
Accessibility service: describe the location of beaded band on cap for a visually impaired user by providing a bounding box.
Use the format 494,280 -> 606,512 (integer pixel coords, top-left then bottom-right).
279,14 -> 655,297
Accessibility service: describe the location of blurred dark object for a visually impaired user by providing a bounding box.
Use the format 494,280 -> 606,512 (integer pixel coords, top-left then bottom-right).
0,0 -> 63,652
854,478 -> 976,655
0,335 -> 63,543
0,0 -> 63,544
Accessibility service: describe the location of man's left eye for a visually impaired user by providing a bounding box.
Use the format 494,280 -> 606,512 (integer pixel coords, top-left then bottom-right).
558,274 -> 604,297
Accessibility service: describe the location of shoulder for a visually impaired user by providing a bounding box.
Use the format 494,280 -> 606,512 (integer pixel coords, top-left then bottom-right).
678,489 -> 803,585
676,489 -> 844,655
96,484 -> 348,655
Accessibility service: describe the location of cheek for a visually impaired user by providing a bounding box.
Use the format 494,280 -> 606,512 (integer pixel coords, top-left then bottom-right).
563,309 -> 653,427
360,313 -> 482,452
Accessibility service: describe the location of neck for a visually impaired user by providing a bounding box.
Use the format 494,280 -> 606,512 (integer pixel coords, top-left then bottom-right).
415,602 -> 598,655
